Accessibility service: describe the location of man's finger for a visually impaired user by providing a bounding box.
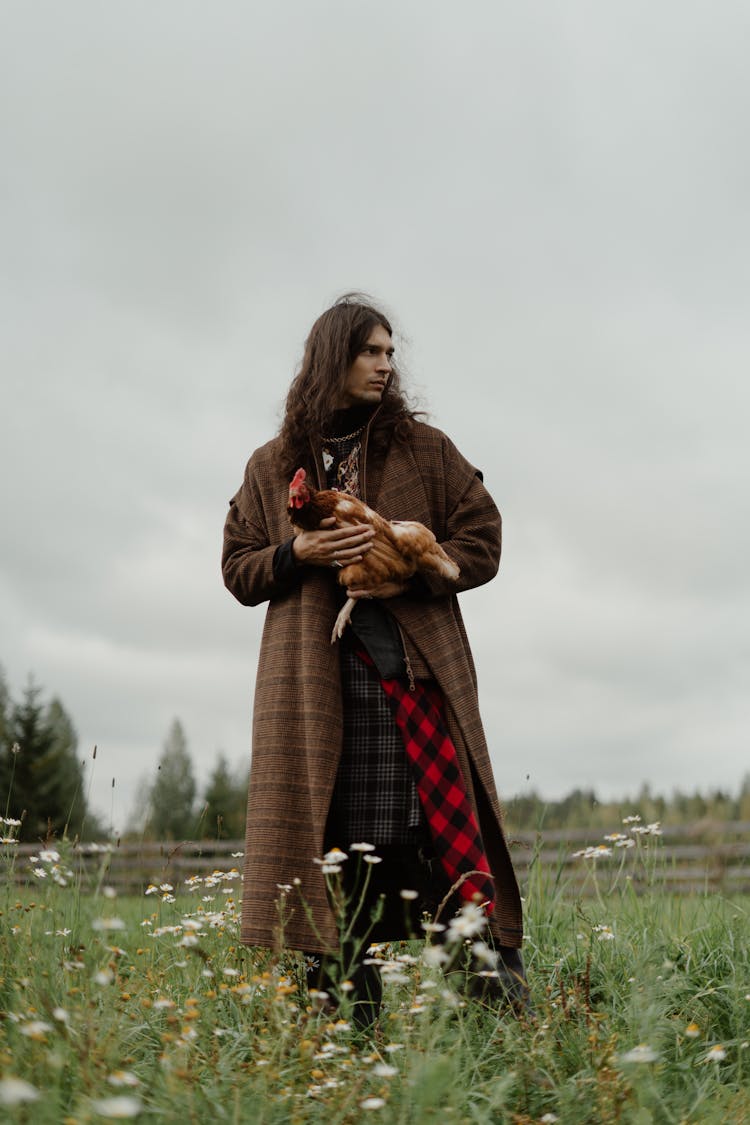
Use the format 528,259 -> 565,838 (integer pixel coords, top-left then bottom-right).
335,524 -> 373,538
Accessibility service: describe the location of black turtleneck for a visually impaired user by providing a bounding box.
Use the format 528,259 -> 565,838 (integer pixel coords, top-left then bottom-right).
323,403 -> 376,439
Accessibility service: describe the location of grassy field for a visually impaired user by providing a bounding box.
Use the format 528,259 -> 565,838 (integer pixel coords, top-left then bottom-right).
0,826 -> 749,1124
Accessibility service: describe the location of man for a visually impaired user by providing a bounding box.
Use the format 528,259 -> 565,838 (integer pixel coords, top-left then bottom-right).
222,295 -> 526,1025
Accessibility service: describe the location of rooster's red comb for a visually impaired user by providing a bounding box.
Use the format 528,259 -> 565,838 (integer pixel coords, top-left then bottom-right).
289,468 -> 307,490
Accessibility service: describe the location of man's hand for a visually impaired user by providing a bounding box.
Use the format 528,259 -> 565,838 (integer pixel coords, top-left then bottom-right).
293,517 -> 374,568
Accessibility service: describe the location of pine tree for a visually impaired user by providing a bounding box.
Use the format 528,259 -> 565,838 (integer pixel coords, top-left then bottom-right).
148,720 -> 197,841
0,667 -> 14,817
201,753 -> 247,840
739,773 -> 750,822
0,677 -> 87,842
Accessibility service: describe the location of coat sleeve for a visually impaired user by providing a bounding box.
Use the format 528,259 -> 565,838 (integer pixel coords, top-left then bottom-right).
221,459 -> 300,607
418,433 -> 502,598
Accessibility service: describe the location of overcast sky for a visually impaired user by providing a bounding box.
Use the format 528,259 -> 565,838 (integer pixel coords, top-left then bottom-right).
2,1 -> 748,832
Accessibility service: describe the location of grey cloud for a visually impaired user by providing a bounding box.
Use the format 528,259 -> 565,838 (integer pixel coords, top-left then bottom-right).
2,1 -> 748,826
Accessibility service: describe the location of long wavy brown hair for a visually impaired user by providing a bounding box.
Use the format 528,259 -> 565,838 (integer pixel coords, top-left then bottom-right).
277,293 -> 419,478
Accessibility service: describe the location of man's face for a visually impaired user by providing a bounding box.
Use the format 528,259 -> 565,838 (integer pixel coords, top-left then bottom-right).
338,325 -> 394,409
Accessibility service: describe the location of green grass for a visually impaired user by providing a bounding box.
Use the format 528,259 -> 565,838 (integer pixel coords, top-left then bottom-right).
0,834 -> 749,1123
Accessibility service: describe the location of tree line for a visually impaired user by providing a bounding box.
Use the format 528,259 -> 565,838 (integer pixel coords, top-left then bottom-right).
2,666 -> 748,845
504,780 -> 750,832
132,717 -> 248,841
0,667 -> 247,844
0,669 -> 102,842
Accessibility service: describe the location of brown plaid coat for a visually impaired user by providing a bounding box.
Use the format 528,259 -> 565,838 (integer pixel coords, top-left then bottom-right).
222,420 -> 523,953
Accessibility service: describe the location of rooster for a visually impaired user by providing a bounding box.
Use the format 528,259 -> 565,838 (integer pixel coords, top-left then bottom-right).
288,468 -> 460,642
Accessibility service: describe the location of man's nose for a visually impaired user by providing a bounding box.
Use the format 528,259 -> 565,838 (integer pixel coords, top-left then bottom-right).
377,352 -> 392,373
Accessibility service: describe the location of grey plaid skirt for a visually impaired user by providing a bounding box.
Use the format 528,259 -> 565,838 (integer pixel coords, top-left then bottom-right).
326,648 -> 428,848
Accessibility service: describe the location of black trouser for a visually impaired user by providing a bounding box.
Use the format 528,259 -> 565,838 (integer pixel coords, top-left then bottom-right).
306,844 -> 529,1029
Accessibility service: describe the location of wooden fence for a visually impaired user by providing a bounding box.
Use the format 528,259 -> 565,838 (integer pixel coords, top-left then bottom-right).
506,820 -> 750,895
4,820 -> 749,897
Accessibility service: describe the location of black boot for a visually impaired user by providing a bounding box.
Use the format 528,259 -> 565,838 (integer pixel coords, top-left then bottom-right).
445,942 -> 534,1017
